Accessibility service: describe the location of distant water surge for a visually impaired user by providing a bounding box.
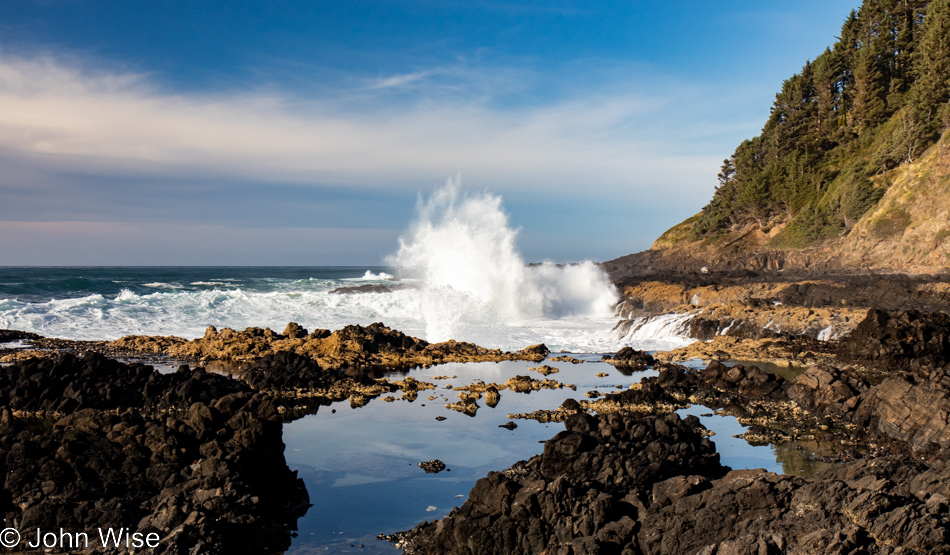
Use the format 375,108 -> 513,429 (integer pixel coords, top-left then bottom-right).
0,180 -> 693,353
386,177 -> 619,344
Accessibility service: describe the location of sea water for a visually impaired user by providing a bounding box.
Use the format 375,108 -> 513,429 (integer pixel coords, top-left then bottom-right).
0,179 -> 687,352
0,265 -> 651,350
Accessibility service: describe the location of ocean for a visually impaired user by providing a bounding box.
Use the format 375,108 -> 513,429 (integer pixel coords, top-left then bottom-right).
0,265 -> 691,352
0,183 -> 695,353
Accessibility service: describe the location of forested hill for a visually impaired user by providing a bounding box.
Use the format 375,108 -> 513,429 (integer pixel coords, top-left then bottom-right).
696,0 -> 950,247
607,0 -> 950,278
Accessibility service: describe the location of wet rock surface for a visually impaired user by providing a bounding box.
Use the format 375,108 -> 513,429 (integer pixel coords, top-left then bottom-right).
391,412 -> 950,555
418,460 -> 447,474
549,355 -> 585,364
238,350 -> 420,411
0,353 -> 308,554
0,329 -> 41,343
329,283 -> 412,295
602,347 -> 654,371
8,322 -> 550,370
8,308 -> 950,553
392,308 -> 950,554
655,333 -> 835,367
664,309 -> 950,458
610,274 -> 950,346
104,322 -> 550,368
387,412 -> 727,554
840,308 -> 950,372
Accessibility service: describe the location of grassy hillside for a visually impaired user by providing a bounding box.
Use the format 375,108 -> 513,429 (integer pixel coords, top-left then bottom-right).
837,130 -> 950,270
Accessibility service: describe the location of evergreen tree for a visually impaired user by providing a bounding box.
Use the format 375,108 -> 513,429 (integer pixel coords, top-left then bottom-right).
913,0 -> 950,121
812,48 -> 843,135
851,11 -> 890,133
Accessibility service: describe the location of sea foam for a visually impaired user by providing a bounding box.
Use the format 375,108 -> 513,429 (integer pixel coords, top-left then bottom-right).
386,176 -> 618,342
0,180 -> 648,352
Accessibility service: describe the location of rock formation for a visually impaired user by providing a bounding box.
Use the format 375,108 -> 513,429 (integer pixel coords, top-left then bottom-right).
0,353 -> 308,554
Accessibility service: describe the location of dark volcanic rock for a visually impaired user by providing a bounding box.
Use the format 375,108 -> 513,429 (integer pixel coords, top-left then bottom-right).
687,316 -> 781,340
0,329 -> 41,343
385,308 -> 950,555
851,374 -> 950,457
390,413 -> 724,555
602,347 -> 655,371
391,412 -> 950,555
787,364 -> 865,415
0,353 -> 309,554
594,360 -> 790,415
841,308 -> 950,373
638,456 -> 950,555
242,350 -> 370,391
330,283 -> 411,294
418,460 -> 447,474
635,310 -> 950,459
0,353 -> 248,415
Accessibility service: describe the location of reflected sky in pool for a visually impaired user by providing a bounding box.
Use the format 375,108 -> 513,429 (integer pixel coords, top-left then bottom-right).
282,356 -> 820,554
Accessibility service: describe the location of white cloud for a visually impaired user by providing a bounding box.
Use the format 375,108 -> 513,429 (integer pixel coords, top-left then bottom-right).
0,52 -> 733,197
366,70 -> 433,90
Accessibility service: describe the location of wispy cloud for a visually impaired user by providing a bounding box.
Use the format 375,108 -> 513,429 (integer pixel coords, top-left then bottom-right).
0,51 -> 740,199
366,70 -> 432,90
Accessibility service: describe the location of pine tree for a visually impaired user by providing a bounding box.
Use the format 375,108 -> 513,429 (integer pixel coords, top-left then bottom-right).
912,0 -> 950,121
812,48 -> 844,135
851,5 -> 891,133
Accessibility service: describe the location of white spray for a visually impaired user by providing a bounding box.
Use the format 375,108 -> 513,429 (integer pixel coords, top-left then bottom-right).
386,176 -> 618,342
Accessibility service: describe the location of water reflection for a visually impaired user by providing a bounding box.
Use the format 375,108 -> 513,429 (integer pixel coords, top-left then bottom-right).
282,356 -> 820,554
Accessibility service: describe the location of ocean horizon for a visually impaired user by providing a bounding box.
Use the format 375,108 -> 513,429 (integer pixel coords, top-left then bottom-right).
0,265 -> 689,353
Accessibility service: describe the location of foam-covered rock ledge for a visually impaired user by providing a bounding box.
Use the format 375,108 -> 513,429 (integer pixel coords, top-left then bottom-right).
609,275 -> 950,347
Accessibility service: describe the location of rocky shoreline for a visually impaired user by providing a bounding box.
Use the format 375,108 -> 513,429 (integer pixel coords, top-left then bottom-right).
0,323 -> 556,554
3,304 -> 950,553
389,411 -> 949,554
387,307 -> 950,554
610,272 -> 950,346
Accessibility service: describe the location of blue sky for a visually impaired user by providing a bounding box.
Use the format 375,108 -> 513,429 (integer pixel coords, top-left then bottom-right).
0,0 -> 859,265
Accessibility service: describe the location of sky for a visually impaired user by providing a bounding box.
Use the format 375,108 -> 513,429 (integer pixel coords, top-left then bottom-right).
0,0 -> 862,266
